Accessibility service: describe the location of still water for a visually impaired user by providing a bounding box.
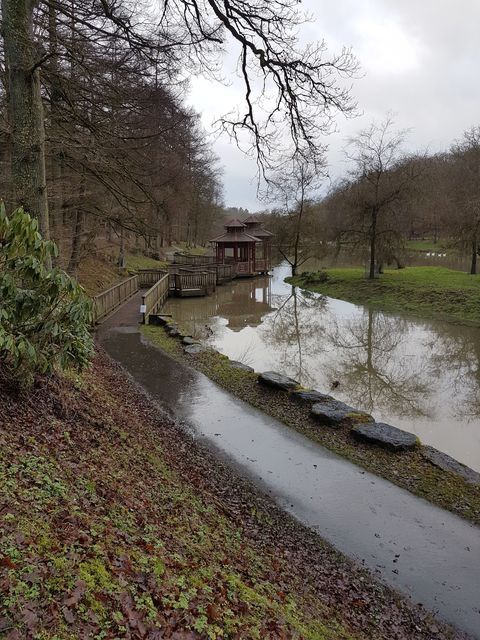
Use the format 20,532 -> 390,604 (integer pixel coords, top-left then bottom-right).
163,262 -> 480,472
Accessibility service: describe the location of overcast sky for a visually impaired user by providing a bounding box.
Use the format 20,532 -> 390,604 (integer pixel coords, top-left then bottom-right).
186,0 -> 479,211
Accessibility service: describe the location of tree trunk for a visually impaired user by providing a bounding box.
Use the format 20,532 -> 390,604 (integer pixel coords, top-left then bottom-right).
68,208 -> 85,274
47,2 -> 63,260
471,239 -> 477,275
368,208 -> 377,279
118,226 -> 126,268
68,174 -> 86,274
2,0 -> 50,243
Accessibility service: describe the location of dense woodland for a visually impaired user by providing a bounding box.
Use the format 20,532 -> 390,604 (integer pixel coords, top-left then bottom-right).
0,0 -> 358,278
0,1 -> 228,272
1,2 -> 479,283
267,121 -> 480,276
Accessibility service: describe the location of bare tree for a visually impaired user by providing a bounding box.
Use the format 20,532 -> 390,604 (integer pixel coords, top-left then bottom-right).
449,126 -> 480,274
268,158 -> 323,276
1,0 -> 358,248
344,117 -> 418,279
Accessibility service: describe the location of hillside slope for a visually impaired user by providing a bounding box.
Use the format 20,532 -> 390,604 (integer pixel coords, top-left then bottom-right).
0,353 -> 458,639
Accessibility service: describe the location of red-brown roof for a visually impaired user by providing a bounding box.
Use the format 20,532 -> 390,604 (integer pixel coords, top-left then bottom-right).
224,218 -> 246,229
242,214 -> 262,225
248,227 -> 273,238
210,231 -> 261,243
241,215 -> 274,238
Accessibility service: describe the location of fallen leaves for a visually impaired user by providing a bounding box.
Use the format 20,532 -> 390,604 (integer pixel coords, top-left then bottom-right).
0,353 -> 458,640
63,579 -> 87,608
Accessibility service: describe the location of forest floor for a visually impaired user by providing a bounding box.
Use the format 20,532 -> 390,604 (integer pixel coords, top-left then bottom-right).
287,266 -> 480,327
0,353 -> 462,640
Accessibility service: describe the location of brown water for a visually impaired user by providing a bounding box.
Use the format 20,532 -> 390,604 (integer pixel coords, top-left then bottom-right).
163,262 -> 480,472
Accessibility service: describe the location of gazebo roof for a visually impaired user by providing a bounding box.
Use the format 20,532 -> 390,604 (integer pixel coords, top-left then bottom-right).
242,214 -> 262,225
224,218 -> 246,229
247,227 -> 273,238
210,230 -> 261,244
241,215 -> 274,238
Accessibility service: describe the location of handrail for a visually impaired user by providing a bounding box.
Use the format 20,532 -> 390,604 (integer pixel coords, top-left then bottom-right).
174,271 -> 216,292
138,269 -> 167,288
92,275 -> 138,324
141,272 -> 169,323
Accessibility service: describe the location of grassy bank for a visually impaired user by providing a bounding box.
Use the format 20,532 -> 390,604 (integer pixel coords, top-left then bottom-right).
1,353 -> 455,639
77,253 -> 167,296
405,239 -> 447,252
287,266 -> 480,326
126,253 -> 168,272
142,325 -> 480,526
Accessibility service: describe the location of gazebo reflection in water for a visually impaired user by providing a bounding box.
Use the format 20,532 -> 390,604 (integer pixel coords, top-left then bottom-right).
216,275 -> 272,331
163,273 -> 273,337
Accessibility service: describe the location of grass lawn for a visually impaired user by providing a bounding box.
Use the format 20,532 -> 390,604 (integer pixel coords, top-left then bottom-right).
173,242 -> 209,256
287,266 -> 480,327
405,239 -> 447,252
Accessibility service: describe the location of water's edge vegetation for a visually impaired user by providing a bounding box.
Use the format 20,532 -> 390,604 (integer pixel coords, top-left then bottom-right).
286,266 -> 480,327
142,324 -> 480,526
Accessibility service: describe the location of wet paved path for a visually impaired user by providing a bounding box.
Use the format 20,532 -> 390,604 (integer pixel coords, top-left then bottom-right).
98,295 -> 480,639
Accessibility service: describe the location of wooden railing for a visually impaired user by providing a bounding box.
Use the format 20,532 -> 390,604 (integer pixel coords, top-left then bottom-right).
92,275 -> 138,324
215,263 -> 235,282
138,269 -> 168,288
235,261 -> 253,275
171,270 -> 216,295
141,272 -> 170,323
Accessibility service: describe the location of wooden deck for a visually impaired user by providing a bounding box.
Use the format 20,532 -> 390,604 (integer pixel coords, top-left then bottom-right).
173,252 -> 270,277
92,254 -> 263,326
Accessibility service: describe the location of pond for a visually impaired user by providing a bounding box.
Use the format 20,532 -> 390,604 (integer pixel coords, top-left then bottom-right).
163,262 -> 480,472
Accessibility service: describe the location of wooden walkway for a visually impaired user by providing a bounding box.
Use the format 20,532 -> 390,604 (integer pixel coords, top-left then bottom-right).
92,250 -> 268,325
92,261 -> 234,325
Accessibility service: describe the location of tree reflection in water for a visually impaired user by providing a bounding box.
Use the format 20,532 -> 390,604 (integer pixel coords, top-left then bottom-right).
161,262 -> 480,468
263,287 -> 433,418
262,287 -> 329,388
325,310 -> 433,418
424,327 -> 480,420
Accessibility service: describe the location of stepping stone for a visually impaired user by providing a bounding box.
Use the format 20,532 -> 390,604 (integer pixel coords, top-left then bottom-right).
182,336 -> 200,345
422,446 -> 480,485
258,371 -> 299,391
184,344 -> 205,355
351,422 -> 418,451
311,400 -> 371,426
149,314 -> 171,326
168,329 -> 181,338
291,389 -> 333,404
229,361 -> 254,372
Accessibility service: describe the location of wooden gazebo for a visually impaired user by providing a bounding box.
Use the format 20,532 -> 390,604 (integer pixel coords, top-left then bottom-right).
210,217 -> 273,277
242,214 -> 273,273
